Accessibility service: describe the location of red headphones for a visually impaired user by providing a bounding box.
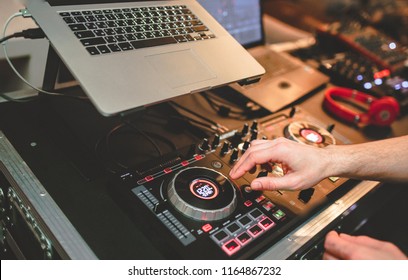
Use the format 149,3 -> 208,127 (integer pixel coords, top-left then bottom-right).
324,87 -> 400,126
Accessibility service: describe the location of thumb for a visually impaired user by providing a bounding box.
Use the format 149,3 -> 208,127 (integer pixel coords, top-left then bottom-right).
251,176 -> 296,191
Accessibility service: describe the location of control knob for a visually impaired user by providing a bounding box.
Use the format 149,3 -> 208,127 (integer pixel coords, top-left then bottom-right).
212,134 -> 220,149
220,141 -> 230,155
229,148 -> 239,164
199,138 -> 210,151
241,123 -> 249,135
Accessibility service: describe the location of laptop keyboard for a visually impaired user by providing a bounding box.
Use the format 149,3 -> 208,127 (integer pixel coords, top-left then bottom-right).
59,5 -> 215,55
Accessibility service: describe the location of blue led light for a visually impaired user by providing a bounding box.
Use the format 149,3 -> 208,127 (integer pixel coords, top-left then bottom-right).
374,78 -> 383,85
356,75 -> 363,81
402,81 -> 408,88
395,84 -> 401,90
364,82 -> 372,89
389,42 -> 397,50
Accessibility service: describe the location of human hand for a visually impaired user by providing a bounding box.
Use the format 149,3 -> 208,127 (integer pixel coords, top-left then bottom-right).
229,137 -> 333,191
323,231 -> 408,260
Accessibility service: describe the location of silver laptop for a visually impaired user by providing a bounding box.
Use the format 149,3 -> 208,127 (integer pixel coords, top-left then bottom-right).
198,0 -> 329,113
26,0 -> 265,116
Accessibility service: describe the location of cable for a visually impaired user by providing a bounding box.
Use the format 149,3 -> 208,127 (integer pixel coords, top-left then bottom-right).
169,101 -> 229,133
122,119 -> 163,157
1,12 -> 87,101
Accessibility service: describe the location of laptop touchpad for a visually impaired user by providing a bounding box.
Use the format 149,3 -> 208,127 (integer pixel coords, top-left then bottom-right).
146,49 -> 216,89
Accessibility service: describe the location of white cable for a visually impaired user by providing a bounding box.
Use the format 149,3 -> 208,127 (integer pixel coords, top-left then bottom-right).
1,12 -> 64,97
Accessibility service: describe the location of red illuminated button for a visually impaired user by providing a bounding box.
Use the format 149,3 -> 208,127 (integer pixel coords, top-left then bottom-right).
202,223 -> 212,233
181,161 -> 189,166
248,224 -> 263,237
262,200 -> 275,211
255,195 -> 266,203
222,240 -> 241,256
194,154 -> 204,160
163,168 -> 172,174
244,200 -> 253,207
259,217 -> 275,230
145,175 -> 154,182
237,232 -> 251,245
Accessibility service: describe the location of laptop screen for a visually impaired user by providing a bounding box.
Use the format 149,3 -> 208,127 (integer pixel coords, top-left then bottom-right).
196,0 -> 264,48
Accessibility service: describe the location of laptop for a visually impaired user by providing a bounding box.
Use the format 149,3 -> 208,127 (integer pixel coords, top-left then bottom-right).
26,0 -> 265,116
197,0 -> 329,112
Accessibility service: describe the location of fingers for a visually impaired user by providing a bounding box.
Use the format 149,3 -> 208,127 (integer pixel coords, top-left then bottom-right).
229,138 -> 286,179
250,174 -> 299,191
324,231 -> 357,260
324,231 -> 408,260
337,233 -> 386,249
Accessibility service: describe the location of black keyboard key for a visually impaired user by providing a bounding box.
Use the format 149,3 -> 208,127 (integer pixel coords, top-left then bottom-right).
107,44 -> 121,52
95,14 -> 107,21
124,27 -> 135,33
104,28 -> 116,36
97,45 -> 111,54
114,35 -> 126,42
125,34 -> 136,41
80,37 -> 106,46
69,24 -> 86,31
118,42 -> 133,51
105,14 -> 116,20
74,30 -> 95,39
86,46 -> 100,55
94,29 -> 106,37
130,37 -> 177,49
63,17 -> 75,24
96,22 -> 107,29
85,23 -> 97,29
104,36 -> 117,43
114,28 -> 125,34
75,16 -> 87,23
106,21 -> 117,28
85,15 -> 97,22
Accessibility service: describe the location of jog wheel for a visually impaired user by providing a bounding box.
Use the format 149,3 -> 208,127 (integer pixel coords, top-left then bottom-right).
167,167 -> 237,221
284,121 -> 336,147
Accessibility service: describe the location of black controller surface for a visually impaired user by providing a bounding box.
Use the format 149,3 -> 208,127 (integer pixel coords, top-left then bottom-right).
110,107 -> 356,259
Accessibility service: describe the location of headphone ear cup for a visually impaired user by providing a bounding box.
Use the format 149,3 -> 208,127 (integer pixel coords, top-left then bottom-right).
367,97 -> 400,126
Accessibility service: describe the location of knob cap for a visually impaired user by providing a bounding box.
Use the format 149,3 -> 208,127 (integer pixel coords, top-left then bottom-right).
220,141 -> 230,155
250,130 -> 258,141
257,170 -> 268,178
241,123 -> 249,135
199,138 -> 210,151
242,140 -> 250,152
250,120 -> 258,131
298,188 -> 315,203
230,148 -> 239,163
327,124 -> 335,133
212,134 -> 220,149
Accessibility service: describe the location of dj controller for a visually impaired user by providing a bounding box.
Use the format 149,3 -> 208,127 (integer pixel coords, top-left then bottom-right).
111,107 -> 357,259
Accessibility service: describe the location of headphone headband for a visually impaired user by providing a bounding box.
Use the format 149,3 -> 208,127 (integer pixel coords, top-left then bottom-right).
324,87 -> 400,126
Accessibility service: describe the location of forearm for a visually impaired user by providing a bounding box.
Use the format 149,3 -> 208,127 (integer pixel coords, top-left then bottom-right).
325,135 -> 408,182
